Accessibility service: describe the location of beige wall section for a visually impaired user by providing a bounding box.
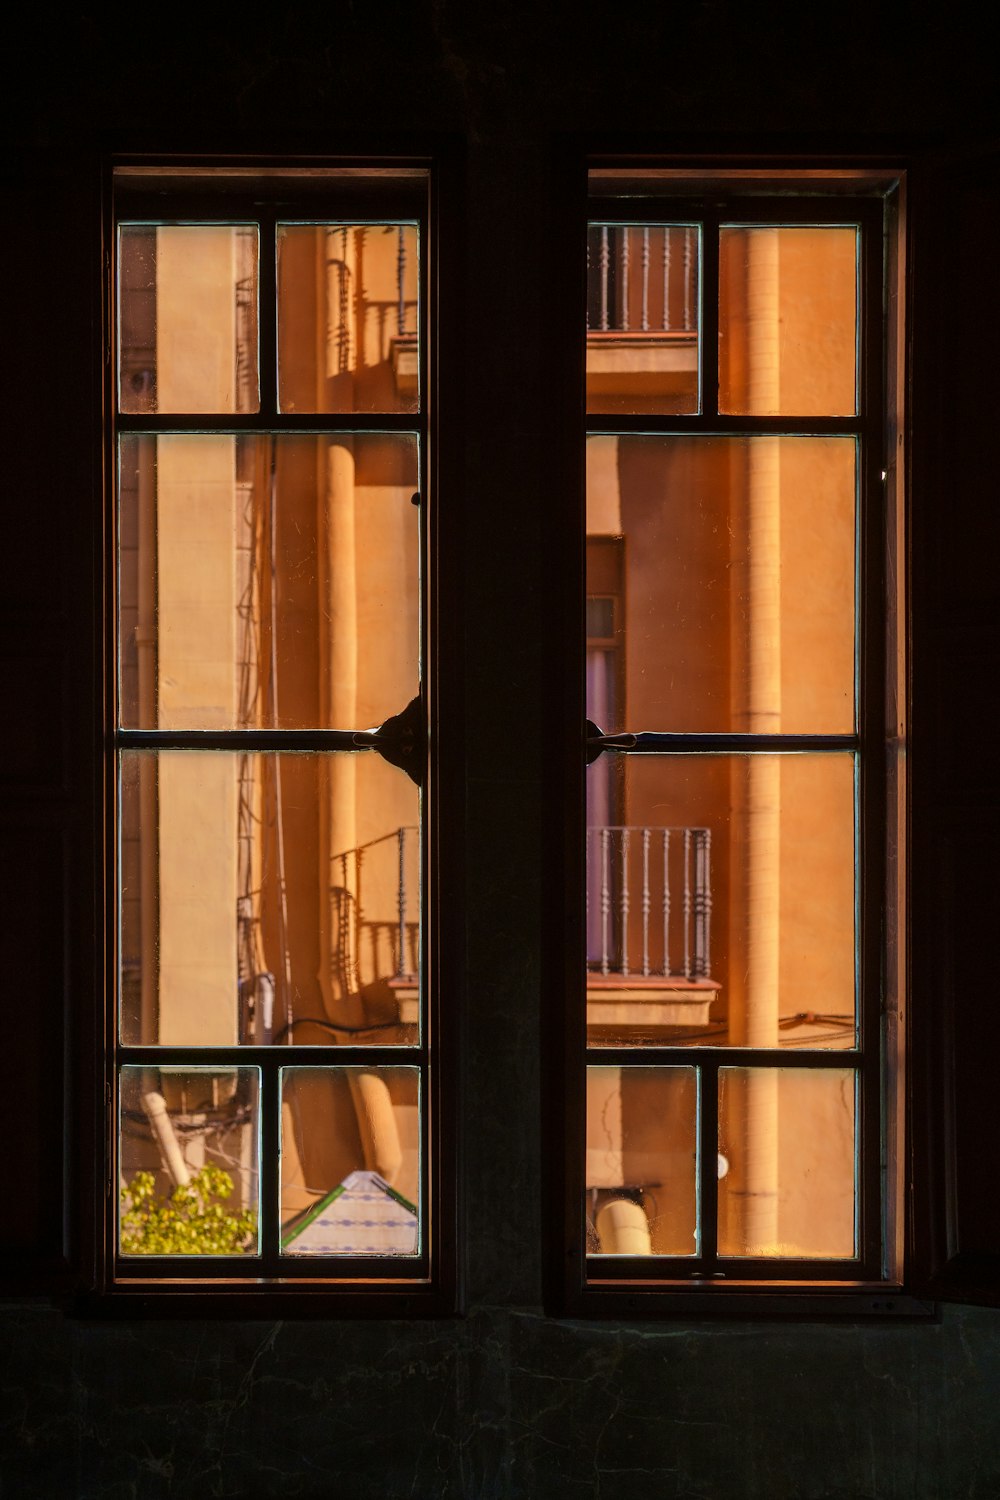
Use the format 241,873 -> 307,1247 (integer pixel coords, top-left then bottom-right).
354,480 -> 420,727
586,437 -> 622,535
155,230 -> 239,1046
156,437 -> 238,731
719,1068 -> 856,1257
157,755 -> 237,1046
157,226 -> 240,411
776,228 -> 857,415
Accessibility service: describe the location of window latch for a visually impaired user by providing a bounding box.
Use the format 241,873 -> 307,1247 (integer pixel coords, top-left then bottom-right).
354,695 -> 424,785
585,719 -> 637,765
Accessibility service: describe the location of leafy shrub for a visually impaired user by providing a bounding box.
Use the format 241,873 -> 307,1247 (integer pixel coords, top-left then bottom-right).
120,1165 -> 257,1255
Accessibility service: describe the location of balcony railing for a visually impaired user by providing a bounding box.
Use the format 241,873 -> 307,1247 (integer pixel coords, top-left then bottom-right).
587,825 -> 711,981
323,821 -> 713,1032
587,224 -> 697,336
329,825 -> 420,996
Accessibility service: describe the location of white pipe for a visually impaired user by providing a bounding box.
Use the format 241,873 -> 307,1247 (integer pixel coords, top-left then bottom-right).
317,429 -> 359,1015
348,1071 -> 403,1185
596,1198 -> 652,1255
141,1090 -> 190,1187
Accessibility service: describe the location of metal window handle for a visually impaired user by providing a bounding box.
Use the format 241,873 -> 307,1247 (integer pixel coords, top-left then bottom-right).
355,695 -> 424,784
586,719 -> 638,765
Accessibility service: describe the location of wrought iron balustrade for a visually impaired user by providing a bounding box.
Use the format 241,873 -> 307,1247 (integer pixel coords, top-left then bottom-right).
587,825 -> 712,981
329,825 -> 420,996
587,224 -> 697,336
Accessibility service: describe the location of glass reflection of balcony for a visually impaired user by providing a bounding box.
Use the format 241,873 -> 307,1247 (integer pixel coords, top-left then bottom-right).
586,822 -> 720,1042
586,223 -> 700,415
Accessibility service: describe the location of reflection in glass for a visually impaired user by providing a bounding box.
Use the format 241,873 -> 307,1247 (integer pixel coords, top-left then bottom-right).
278,223 -> 420,414
587,1066 -> 697,1255
118,224 -> 259,414
119,1066 -> 259,1256
281,1067 -> 420,1256
718,1067 -> 857,1258
585,755 -> 856,1048
119,752 -> 420,1048
586,223 -> 699,415
719,226 -> 858,416
586,435 -> 857,735
118,433 -> 419,731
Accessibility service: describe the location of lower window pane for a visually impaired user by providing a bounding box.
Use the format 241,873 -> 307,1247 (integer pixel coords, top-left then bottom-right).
119,1066 -> 260,1256
718,1066 -> 857,1258
280,1066 -> 421,1257
119,751 -> 420,1048
586,1066 -> 697,1256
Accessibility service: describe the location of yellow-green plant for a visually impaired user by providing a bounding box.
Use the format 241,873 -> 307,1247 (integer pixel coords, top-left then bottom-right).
120,1165 -> 257,1255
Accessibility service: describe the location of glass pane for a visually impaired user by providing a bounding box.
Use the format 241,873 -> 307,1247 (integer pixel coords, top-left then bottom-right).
118,433 -> 419,731
586,435 -> 856,734
119,1066 -> 259,1256
119,752 -> 420,1047
718,1067 -> 857,1258
586,1066 -> 697,1256
586,755 -> 856,1047
587,223 -> 699,415
719,226 -> 858,416
278,223 -> 419,414
118,225 -> 259,414
280,1067 -> 420,1256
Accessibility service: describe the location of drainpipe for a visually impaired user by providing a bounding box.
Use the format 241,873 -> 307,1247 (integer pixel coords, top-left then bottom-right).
142,1090 -> 190,1188
596,1198 -> 653,1255
351,1070 -> 404,1186
741,229 -> 781,1253
318,435 -> 359,1019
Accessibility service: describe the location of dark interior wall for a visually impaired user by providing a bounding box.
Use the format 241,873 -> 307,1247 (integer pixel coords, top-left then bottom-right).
2,4 -> 1000,1495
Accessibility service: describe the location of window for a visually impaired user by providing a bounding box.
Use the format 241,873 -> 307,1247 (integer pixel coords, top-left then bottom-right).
102,157 -> 916,1316
549,168 -> 908,1313
106,163 -> 455,1306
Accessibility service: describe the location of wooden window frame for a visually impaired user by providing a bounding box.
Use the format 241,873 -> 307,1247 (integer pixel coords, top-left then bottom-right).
544,160 -> 929,1319
85,153 -> 460,1316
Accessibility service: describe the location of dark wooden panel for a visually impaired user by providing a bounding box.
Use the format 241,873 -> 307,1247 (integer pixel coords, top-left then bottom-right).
0,651 -> 69,794
0,827 -> 66,1263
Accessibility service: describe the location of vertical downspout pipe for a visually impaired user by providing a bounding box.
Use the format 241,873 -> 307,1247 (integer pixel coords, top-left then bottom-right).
742,229 -> 781,1253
